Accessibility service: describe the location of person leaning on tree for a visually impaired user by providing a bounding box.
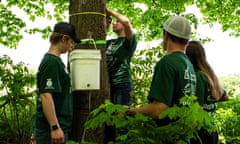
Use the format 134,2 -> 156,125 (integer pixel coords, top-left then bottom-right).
186,40 -> 229,144
128,16 -> 197,144
104,8 -> 137,143
33,22 -> 81,144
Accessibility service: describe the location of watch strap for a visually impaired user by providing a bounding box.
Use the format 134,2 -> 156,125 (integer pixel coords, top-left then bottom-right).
51,124 -> 60,131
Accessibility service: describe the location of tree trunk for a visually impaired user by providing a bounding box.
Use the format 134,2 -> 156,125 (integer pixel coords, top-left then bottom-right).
69,0 -> 109,143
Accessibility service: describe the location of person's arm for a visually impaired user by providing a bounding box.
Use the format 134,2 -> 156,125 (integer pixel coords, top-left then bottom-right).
106,8 -> 134,40
129,100 -> 169,119
40,93 -> 64,143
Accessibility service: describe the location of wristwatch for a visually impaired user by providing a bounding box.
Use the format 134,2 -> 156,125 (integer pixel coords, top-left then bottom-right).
51,124 -> 60,131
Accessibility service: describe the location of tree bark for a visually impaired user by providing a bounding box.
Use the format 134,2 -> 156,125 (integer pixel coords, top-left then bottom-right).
69,0 -> 109,143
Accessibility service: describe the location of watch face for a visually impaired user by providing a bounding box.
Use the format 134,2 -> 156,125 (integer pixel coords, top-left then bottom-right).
52,125 -> 59,130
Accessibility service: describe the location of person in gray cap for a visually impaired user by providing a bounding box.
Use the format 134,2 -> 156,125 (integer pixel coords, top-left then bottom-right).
33,22 -> 80,144
128,16 -> 196,143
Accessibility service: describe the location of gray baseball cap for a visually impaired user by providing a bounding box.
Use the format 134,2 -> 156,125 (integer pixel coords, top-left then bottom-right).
163,16 -> 191,40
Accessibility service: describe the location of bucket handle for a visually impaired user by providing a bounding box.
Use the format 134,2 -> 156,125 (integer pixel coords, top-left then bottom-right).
79,38 -> 97,50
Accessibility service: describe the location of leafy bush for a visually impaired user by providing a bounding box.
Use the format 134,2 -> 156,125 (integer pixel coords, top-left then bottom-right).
131,45 -> 165,107
216,97 -> 240,143
84,96 -> 215,144
0,55 -> 36,144
220,75 -> 240,98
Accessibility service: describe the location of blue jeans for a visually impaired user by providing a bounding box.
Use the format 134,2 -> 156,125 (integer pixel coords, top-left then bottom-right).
110,83 -> 133,106
34,128 -> 68,144
104,83 -> 133,144
190,128 -> 218,144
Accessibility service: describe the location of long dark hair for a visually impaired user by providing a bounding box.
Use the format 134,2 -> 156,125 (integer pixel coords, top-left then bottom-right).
186,40 -> 223,100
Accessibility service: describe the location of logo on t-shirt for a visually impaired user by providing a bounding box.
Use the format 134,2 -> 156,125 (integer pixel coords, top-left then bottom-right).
45,78 -> 54,89
183,68 -> 196,96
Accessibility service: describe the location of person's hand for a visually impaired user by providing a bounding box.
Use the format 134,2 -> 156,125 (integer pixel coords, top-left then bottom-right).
219,95 -> 229,102
123,105 -> 129,109
29,133 -> 35,144
106,8 -> 111,16
29,140 -> 36,144
122,105 -> 135,116
51,128 -> 65,144
29,138 -> 36,144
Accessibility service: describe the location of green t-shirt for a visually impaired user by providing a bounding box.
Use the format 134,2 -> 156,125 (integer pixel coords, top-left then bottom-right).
106,34 -> 137,85
195,71 -> 217,116
34,53 -> 73,133
148,52 -> 197,106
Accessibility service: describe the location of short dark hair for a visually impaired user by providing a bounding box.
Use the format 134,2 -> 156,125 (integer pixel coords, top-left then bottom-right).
164,30 -> 189,45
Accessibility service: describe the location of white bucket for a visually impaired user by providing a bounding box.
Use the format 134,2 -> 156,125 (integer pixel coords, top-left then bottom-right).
69,49 -> 101,91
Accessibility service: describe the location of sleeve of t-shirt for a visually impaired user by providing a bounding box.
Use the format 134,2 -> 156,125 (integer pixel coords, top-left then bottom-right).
195,72 -> 208,105
148,60 -> 175,106
38,60 -> 62,94
128,34 -> 137,57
